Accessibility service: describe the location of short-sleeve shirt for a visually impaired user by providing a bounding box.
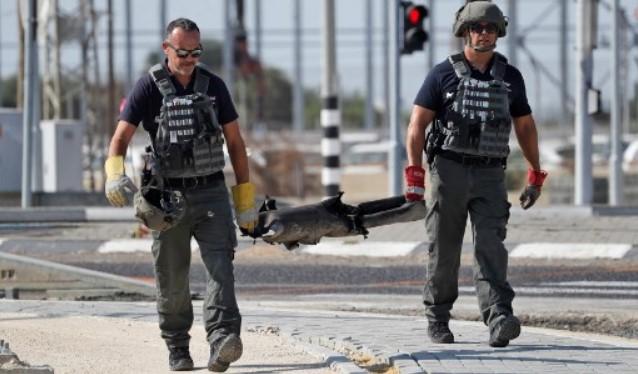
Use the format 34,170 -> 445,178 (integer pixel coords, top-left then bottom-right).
119,62 -> 238,139
414,53 -> 532,121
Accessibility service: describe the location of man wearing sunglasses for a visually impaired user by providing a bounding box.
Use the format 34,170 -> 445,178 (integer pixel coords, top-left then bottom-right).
404,0 -> 546,348
104,18 -> 256,371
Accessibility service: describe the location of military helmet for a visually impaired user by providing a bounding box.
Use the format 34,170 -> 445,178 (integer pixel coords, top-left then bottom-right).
453,0 -> 508,38
134,186 -> 186,231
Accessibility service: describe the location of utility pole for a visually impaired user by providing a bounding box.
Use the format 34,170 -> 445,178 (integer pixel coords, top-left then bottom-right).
159,0 -> 166,43
254,0 -> 261,60
125,0 -> 133,92
223,0 -> 235,95
427,0 -> 435,70
22,0 -> 37,208
507,0 -> 518,67
107,0 -> 115,141
382,0 -> 390,133
609,0 -> 623,205
560,0 -> 569,130
321,0 -> 340,197
293,0 -> 304,133
388,0 -> 401,196
364,0 -> 374,130
574,0 -> 595,205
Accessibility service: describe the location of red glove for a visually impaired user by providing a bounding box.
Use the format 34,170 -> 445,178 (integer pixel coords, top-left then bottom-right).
519,169 -> 548,209
527,169 -> 548,188
404,166 -> 425,201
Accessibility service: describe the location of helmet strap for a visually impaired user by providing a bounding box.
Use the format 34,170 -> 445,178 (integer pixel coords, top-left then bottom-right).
466,35 -> 496,53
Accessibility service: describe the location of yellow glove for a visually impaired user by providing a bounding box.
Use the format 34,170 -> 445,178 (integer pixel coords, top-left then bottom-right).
104,155 -> 137,207
231,182 -> 257,234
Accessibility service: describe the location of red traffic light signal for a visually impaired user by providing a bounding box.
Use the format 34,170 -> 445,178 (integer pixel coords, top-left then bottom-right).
401,2 -> 429,55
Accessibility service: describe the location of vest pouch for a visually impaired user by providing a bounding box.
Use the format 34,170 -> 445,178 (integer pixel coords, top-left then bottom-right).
478,120 -> 510,157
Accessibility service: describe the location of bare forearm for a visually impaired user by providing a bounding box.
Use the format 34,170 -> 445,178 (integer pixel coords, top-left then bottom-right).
108,121 -> 137,157
228,142 -> 249,185
514,116 -> 541,171
406,123 -> 426,167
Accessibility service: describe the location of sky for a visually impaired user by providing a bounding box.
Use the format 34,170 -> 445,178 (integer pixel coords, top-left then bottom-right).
0,0 -> 637,126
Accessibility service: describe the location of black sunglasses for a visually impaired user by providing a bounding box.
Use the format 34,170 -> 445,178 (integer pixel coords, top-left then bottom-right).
167,43 -> 203,58
469,23 -> 498,34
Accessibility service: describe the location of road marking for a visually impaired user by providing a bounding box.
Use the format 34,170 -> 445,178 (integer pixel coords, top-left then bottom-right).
540,281 -> 638,288
301,241 -> 421,257
97,239 -> 200,253
510,243 -> 633,259
459,286 -> 638,296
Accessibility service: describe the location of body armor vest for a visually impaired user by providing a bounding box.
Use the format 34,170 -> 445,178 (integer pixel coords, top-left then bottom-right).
436,52 -> 511,158
148,63 -> 225,178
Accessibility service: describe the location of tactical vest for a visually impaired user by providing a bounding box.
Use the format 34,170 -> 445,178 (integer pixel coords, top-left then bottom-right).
148,63 -> 225,178
436,52 -> 511,158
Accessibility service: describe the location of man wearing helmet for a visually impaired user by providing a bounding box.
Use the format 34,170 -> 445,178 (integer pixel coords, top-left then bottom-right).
104,18 -> 256,371
404,1 -> 547,348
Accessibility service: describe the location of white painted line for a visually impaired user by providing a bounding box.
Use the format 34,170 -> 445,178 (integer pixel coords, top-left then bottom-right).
510,243 -> 632,259
320,109 -> 341,127
540,281 -> 638,288
97,239 -> 200,253
301,241 -> 420,257
0,238 -> 5,247
459,286 -> 638,296
321,138 -> 341,155
321,168 -> 341,185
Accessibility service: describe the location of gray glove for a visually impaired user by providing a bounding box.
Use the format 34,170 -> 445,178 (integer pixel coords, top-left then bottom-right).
105,175 -> 138,207
519,185 -> 541,210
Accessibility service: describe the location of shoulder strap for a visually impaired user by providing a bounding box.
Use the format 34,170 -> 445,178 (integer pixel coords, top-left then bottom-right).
448,53 -> 471,79
194,63 -> 212,95
148,64 -> 176,98
490,52 -> 508,81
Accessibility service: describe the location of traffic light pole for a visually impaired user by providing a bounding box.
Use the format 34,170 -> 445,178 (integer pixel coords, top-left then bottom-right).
388,0 -> 402,196
321,0 -> 340,198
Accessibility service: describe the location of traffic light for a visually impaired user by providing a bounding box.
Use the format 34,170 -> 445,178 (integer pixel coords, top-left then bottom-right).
401,2 -> 428,55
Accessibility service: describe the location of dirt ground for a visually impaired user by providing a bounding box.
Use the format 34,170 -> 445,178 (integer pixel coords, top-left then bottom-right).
0,312 -> 330,374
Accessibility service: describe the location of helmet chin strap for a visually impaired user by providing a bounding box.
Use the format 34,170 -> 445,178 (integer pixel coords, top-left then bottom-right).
466,36 -> 497,53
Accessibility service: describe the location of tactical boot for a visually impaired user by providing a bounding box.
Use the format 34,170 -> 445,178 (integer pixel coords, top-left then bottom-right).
427,321 -> 455,344
208,333 -> 243,372
168,346 -> 194,371
489,314 -> 521,347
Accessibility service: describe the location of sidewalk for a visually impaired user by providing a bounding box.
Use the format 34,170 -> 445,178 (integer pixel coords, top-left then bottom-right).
1,299 -> 637,373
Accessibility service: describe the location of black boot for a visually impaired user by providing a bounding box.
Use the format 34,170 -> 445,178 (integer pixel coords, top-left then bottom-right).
168,346 -> 194,371
427,321 -> 455,344
489,314 -> 521,347
208,333 -> 243,372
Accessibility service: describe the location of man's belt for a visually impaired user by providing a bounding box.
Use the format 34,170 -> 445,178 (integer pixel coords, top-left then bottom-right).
163,171 -> 224,189
437,150 -> 505,167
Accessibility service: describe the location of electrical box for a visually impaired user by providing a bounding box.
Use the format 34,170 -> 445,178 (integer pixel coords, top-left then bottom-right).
40,120 -> 84,192
0,109 -> 24,192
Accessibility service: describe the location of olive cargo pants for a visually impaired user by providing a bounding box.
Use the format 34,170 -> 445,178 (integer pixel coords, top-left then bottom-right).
152,181 -> 240,349
424,155 -> 515,325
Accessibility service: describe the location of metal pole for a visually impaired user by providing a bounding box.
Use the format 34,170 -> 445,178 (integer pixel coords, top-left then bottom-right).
159,0 -> 166,43
609,0 -> 622,205
388,0 -> 401,196
507,0 -> 518,67
293,0 -> 304,133
382,0 -> 390,134
574,0 -> 593,205
560,0 -> 569,130
321,0 -> 340,197
0,0 -> 3,104
125,0 -> 133,92
254,0 -> 261,60
223,0 -> 235,95
107,0 -> 115,139
427,0 -> 435,70
364,0 -> 374,130
21,0 -> 37,208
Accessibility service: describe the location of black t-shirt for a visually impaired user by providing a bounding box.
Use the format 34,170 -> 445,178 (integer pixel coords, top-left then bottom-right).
119,63 -> 238,138
413,54 -> 532,120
